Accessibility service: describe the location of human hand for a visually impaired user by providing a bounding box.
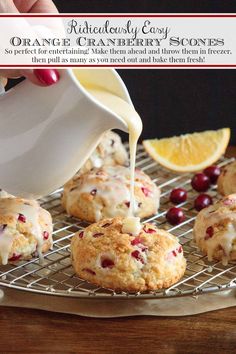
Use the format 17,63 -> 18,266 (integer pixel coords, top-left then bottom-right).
0,0 -> 59,87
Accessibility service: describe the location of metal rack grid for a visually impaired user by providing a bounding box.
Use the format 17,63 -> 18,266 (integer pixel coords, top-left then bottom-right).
0,145 -> 235,300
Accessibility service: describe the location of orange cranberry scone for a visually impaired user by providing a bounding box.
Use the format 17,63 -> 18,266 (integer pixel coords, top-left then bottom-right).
62,165 -> 160,222
80,130 -> 128,173
218,160 -> 236,196
0,197 -> 53,265
71,217 -> 186,292
193,194 -> 236,265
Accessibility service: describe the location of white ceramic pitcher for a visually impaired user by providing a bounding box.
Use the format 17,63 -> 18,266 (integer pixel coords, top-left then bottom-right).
0,69 -> 130,198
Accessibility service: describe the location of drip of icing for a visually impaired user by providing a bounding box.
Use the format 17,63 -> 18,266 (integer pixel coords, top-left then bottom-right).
122,216 -> 142,236
0,226 -> 15,265
73,82 -> 143,217
206,223 -> 236,265
194,201 -> 236,264
89,153 -> 103,169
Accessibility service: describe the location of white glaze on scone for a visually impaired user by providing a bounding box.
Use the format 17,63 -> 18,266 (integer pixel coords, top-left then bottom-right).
71,217 -> 186,292
193,194 -> 236,265
218,161 -> 236,196
0,197 -> 53,265
80,131 -> 128,173
62,166 -> 160,222
0,190 -> 14,198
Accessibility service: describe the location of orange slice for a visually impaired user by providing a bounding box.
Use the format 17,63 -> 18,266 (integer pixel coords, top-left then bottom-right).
143,128 -> 230,172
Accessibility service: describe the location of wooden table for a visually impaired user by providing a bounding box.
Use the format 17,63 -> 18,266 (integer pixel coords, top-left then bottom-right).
0,147 -> 235,354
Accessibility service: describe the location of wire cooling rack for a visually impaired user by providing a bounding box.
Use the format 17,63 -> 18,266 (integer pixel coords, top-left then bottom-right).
0,146 -> 235,300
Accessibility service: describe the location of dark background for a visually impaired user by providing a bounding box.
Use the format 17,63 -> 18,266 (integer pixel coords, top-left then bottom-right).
53,0 -> 236,143
10,1 -> 236,144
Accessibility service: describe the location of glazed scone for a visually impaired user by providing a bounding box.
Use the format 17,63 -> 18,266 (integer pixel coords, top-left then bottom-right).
80,131 -> 128,173
218,161 -> 236,195
193,194 -> 236,265
0,197 -> 53,265
62,165 -> 160,222
0,189 -> 14,198
71,217 -> 186,292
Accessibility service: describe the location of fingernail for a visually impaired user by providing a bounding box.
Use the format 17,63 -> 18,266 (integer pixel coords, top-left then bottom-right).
34,69 -> 60,86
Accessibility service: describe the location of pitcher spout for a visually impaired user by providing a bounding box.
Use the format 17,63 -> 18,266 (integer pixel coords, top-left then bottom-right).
0,68 -> 132,198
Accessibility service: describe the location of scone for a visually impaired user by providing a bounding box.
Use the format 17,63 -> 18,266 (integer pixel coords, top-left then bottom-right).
71,217 -> 186,292
0,197 -> 53,265
0,189 -> 14,198
62,165 -> 160,222
218,160 -> 236,195
193,194 -> 236,265
80,130 -> 128,173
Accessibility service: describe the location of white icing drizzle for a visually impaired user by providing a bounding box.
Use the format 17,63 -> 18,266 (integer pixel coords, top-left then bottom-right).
0,198 -> 48,264
194,196 -> 236,264
122,216 -> 142,236
0,227 -> 15,265
64,165 -> 157,220
78,86 -> 143,217
0,190 -> 14,199
207,223 -> 236,265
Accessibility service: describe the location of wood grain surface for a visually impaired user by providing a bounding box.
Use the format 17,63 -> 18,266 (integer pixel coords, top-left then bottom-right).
0,147 -> 235,354
0,305 -> 236,353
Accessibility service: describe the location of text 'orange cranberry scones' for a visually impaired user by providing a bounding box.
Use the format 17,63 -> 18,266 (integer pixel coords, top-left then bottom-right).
80,130 -> 128,173
71,217 -> 186,292
0,197 -> 53,265
218,160 -> 236,196
193,194 -> 236,265
62,165 -> 160,222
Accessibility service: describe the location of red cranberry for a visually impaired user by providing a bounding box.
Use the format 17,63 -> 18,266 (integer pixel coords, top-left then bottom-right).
131,236 -> 142,246
90,189 -> 97,196
191,173 -> 210,192
194,194 -> 213,211
18,213 -> 26,223
131,238 -> 147,252
141,187 -> 151,197
125,201 -> 130,208
82,268 -> 96,275
43,231 -> 49,240
205,226 -> 214,240
172,250 -> 177,257
101,259 -> 114,268
143,225 -> 156,234
9,253 -> 21,262
166,207 -> 185,225
170,188 -> 187,204
178,246 -> 183,253
93,233 -> 104,238
78,231 -> 84,238
131,250 -> 145,264
204,165 -> 221,184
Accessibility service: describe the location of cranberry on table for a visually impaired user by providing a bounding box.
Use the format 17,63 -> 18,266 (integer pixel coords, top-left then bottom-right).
194,194 -> 213,211
191,173 -> 210,192
166,207 -> 185,225
203,165 -> 221,184
169,188 -> 187,204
